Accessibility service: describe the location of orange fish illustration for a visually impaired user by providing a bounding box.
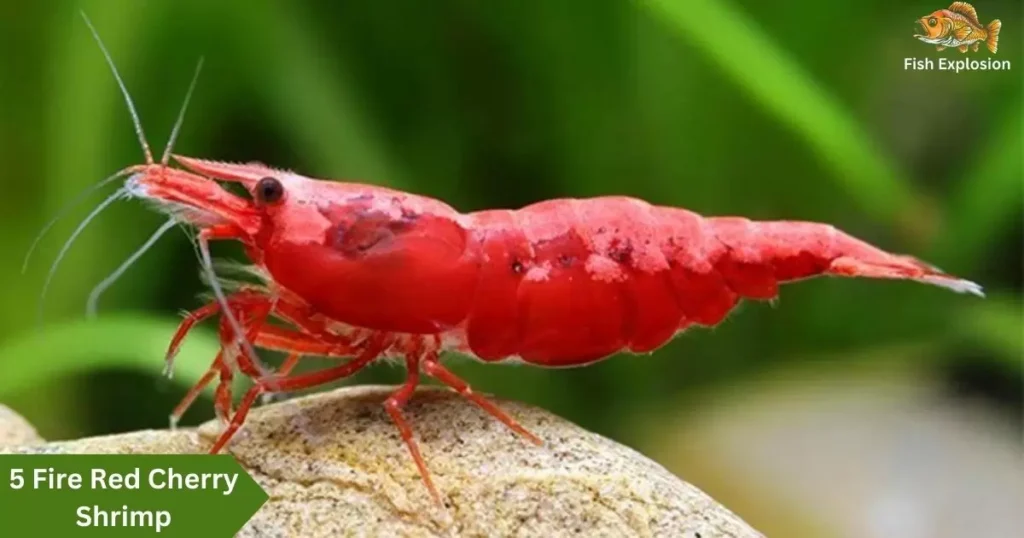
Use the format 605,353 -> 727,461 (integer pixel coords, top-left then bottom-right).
915,2 -> 1001,53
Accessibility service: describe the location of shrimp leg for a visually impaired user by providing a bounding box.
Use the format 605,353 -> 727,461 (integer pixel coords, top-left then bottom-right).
207,333 -> 389,454
201,323 -> 449,504
383,352 -> 440,503
165,287 -> 269,372
171,299 -> 365,424
166,285 -> 360,373
167,286 -> 315,422
422,355 -> 542,446
214,357 -> 235,423
171,293 -> 272,426
170,353 -> 222,427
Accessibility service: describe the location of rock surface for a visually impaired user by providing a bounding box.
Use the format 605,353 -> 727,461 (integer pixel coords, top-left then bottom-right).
0,404 -> 42,447
1,385 -> 762,537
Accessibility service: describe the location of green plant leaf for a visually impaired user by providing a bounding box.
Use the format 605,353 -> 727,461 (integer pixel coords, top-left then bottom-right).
639,0 -> 918,224
934,103 -> 1023,267
0,316 -> 221,399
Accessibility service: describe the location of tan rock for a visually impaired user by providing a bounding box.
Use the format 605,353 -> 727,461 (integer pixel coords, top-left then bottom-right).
1,385 -> 762,537
0,404 -> 43,447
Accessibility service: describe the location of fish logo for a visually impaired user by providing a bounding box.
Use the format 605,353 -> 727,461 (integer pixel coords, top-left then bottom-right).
915,2 -> 1001,53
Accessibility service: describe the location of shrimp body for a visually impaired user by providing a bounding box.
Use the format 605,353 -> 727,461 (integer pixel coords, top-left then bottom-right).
126,156 -> 982,505
140,157 -> 981,366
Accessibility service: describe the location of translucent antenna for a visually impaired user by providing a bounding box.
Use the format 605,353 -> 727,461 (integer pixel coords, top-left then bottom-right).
162,57 -> 205,165
22,169 -> 128,274
86,217 -> 177,318
38,188 -> 127,323
80,11 -> 154,164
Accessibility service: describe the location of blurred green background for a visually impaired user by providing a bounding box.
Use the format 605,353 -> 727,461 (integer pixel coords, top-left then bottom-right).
2,0 -> 1021,535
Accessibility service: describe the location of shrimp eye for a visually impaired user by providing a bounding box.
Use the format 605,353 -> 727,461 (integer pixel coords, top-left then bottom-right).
254,176 -> 284,205
928,17 -> 937,26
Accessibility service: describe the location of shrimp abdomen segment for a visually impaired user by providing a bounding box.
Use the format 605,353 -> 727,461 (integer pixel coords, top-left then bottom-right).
510,199 -> 634,364
466,198 -> 689,365
463,210 -> 533,361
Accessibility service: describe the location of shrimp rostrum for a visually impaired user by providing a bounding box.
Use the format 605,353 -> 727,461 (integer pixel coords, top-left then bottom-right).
64,13 -> 983,506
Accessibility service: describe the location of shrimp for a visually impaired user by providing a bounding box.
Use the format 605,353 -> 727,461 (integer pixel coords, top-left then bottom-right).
65,12 -> 983,506
129,157 -> 983,503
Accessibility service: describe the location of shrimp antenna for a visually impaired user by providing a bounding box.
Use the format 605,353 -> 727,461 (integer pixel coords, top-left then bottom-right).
86,217 -> 177,318
161,57 -> 204,165
22,170 -> 130,274
38,188 -> 128,324
80,10 -> 154,165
